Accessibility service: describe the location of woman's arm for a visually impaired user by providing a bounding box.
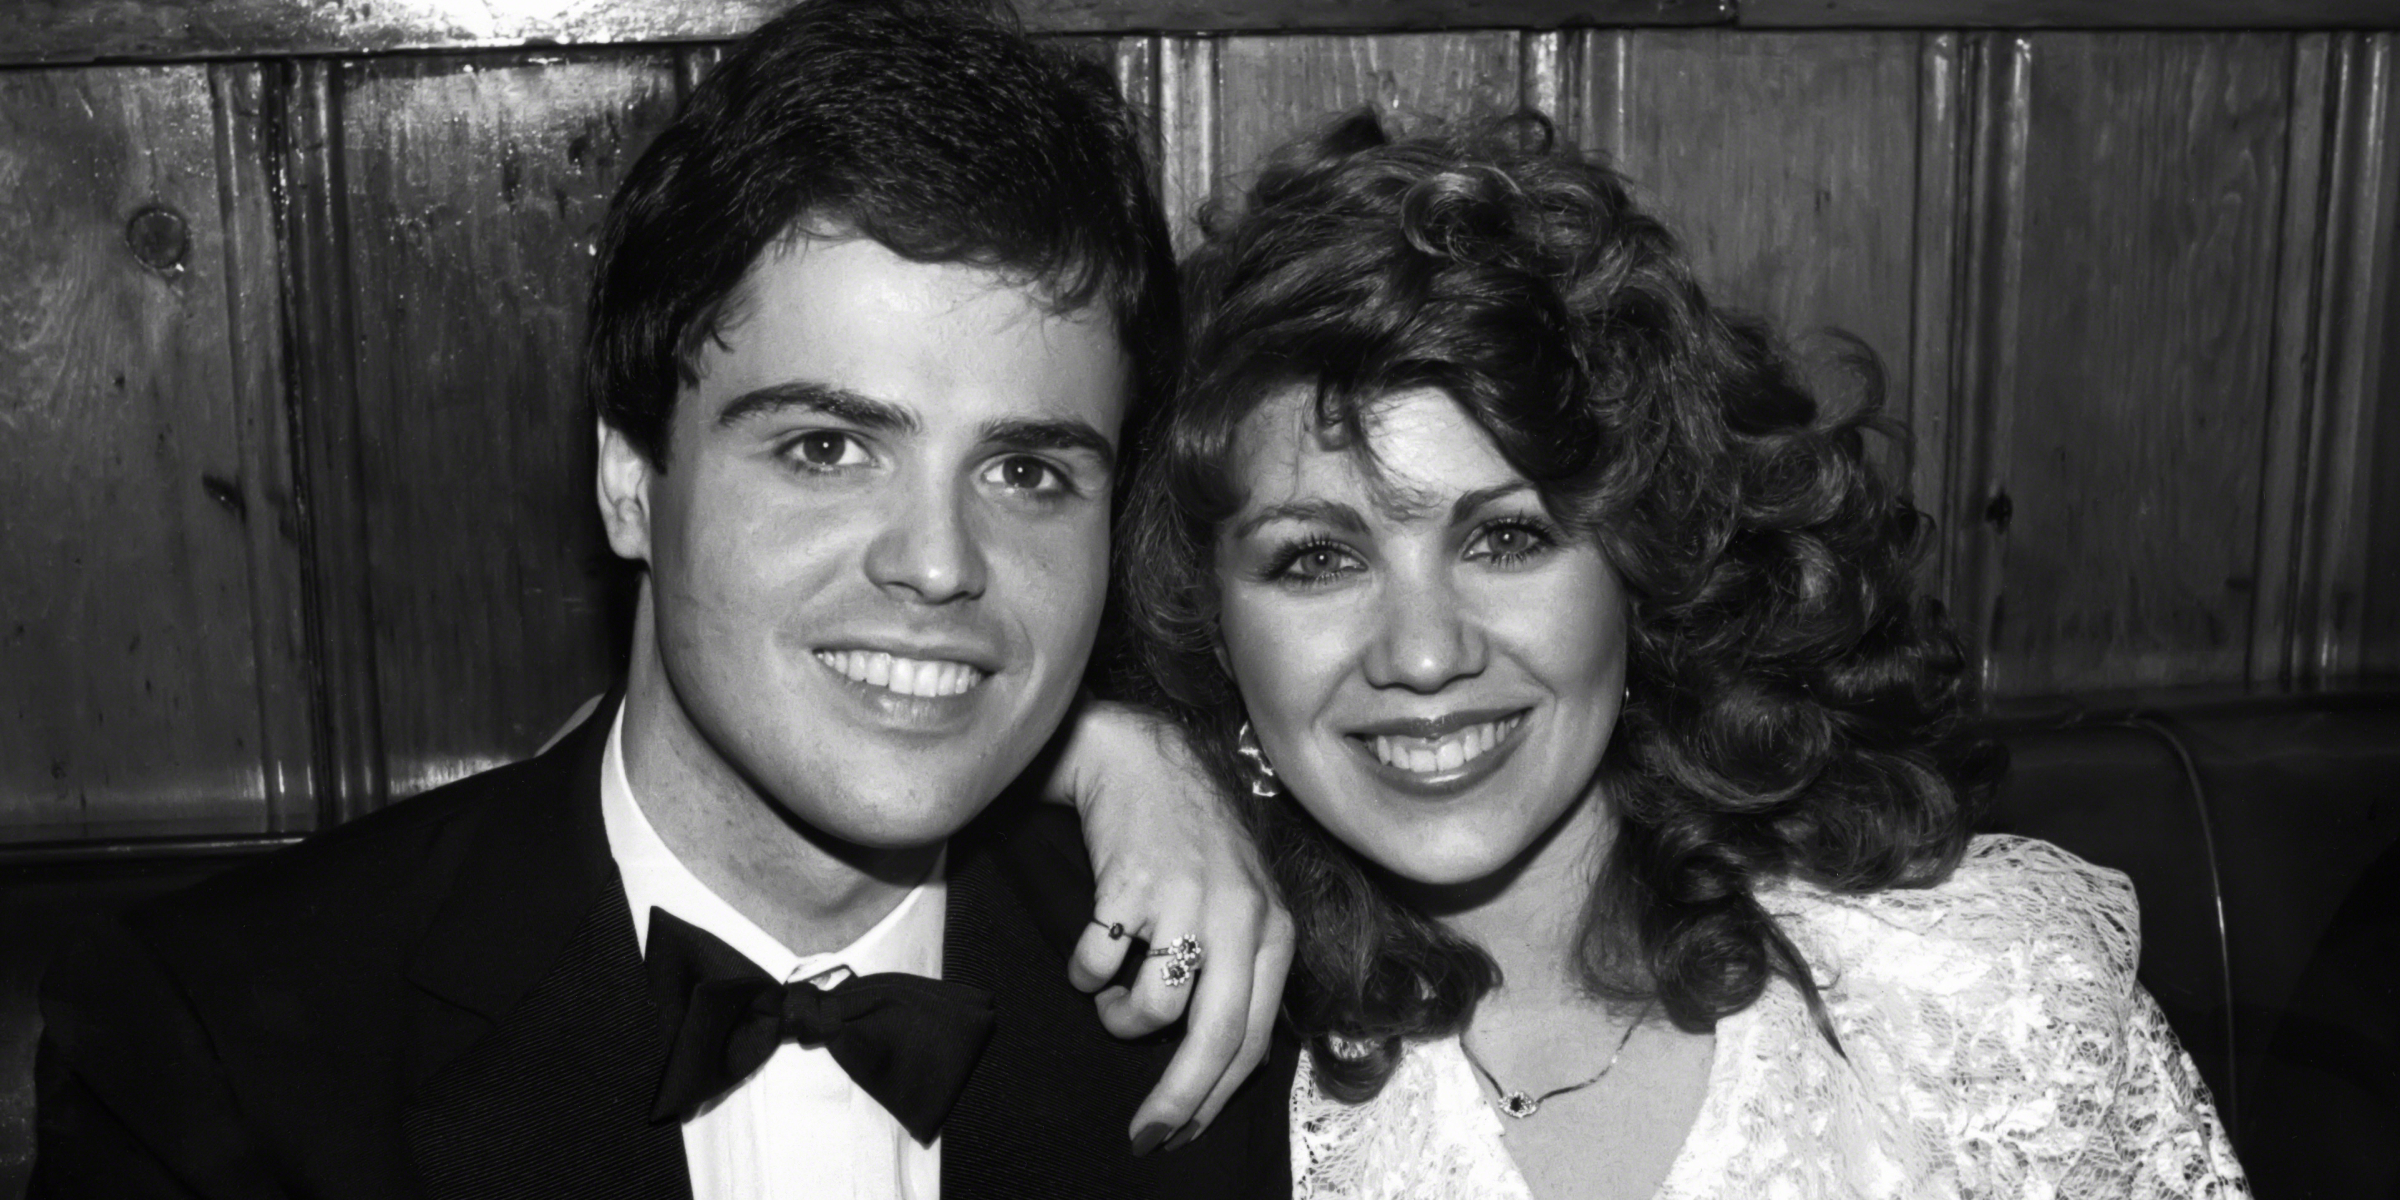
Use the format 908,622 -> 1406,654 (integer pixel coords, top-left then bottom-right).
1036,698 -> 1295,1151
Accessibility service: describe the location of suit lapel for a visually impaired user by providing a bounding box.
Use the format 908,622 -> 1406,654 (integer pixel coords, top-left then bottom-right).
397,703 -> 691,1200
942,796 -> 1174,1198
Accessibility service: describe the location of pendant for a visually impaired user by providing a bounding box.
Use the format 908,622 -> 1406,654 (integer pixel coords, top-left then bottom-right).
1498,1091 -> 1540,1119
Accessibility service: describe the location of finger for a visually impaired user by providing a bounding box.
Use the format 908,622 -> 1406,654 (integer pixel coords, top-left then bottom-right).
1093,876 -> 1205,1036
1126,885 -> 1267,1134
1124,916 -> 1254,1139
1069,915 -> 1136,994
1181,905 -> 1293,1134
1094,928 -> 1203,1039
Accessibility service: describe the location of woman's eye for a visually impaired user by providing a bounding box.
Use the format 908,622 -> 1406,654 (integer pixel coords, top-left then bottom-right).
784,431 -> 870,471
1270,542 -> 1363,585
984,455 -> 1073,497
1471,520 -> 1555,566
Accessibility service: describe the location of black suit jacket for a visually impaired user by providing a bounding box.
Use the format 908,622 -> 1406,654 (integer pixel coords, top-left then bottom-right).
31,710 -> 1294,1199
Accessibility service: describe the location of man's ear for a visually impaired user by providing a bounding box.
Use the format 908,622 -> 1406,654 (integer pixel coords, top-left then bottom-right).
596,419 -> 653,563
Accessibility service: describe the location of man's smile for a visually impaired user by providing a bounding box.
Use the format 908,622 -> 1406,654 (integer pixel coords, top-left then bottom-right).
813,649 -> 989,698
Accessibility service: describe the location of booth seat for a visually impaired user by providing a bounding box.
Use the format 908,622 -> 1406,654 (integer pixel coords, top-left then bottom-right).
4,690 -> 2395,1199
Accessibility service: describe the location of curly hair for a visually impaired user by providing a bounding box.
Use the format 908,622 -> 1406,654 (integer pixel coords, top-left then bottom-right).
1114,110 -> 2002,1101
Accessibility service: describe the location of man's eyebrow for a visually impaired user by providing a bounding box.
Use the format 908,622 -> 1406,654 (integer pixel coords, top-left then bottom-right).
981,417 -> 1117,473
1230,499 -> 1370,541
714,382 -> 918,434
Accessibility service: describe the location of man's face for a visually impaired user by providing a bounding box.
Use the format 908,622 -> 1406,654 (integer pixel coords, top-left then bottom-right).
599,235 -> 1127,848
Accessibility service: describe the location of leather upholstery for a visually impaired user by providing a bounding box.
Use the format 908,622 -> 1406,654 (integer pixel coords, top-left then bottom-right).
1986,694 -> 2400,1200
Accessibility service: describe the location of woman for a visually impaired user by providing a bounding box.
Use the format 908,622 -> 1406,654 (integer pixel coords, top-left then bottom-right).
1119,111 -> 2246,1197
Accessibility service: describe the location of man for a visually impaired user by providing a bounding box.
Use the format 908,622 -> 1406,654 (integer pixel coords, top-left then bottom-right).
30,2 -> 1294,1195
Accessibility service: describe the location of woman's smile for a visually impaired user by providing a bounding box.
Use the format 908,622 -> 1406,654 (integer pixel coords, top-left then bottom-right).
1344,708 -> 1530,794
1215,385 -> 1628,887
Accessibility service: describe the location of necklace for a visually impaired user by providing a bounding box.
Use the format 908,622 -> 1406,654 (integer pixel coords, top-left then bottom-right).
1460,1004 -> 1650,1119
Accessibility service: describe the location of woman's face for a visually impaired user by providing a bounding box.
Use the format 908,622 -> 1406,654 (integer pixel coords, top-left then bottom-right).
1214,386 -> 1627,888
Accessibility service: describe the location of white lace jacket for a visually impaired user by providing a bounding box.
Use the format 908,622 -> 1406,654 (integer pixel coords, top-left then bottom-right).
1291,835 -> 2250,1199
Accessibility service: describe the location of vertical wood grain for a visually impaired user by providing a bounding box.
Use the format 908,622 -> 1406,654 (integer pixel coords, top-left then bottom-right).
1155,33 -> 1217,250
1567,30 -> 1633,157
1096,34 -> 1158,141
2255,34 -> 2334,688
331,52 -> 679,802
213,63 -> 316,826
2287,33 -> 2400,679
1911,33 -> 1968,593
1081,32 -> 1167,237
1520,30 -> 1564,125
2357,38 -> 2400,680
1212,32 -> 1524,195
0,65 -> 305,840
1604,31 -> 1933,465
279,58 -> 386,824
1949,32 -> 2029,697
1962,33 -> 2295,697
677,45 -> 725,97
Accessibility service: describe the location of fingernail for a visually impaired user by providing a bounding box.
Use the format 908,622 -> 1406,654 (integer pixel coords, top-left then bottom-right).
1163,1123 -> 1200,1152
1130,1122 -> 1171,1156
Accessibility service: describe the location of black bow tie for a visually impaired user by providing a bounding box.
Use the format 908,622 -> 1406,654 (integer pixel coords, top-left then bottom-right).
643,908 -> 996,1142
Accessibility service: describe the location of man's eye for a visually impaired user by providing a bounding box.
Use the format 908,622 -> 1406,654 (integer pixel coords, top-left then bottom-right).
784,431 -> 869,470
985,455 -> 1072,496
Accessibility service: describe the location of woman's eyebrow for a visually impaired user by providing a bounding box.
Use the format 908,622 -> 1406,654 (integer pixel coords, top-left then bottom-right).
1231,499 -> 1368,540
1450,481 -> 1533,524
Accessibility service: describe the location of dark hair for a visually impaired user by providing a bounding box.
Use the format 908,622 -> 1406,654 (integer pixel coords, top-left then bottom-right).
587,0 -> 1176,464
1117,110 -> 2002,1100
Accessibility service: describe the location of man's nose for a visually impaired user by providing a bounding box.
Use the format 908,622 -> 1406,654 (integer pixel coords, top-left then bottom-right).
1360,572 -> 1486,692
863,483 -> 988,604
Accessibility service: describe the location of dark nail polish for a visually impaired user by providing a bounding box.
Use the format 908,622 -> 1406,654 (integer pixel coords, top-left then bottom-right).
1162,1123 -> 1200,1152
1130,1122 -> 1170,1156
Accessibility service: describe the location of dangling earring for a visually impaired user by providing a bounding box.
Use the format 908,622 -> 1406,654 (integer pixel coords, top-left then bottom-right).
1234,720 -> 1280,799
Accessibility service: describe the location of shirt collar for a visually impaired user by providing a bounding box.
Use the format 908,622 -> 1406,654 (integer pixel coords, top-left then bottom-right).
599,702 -> 945,985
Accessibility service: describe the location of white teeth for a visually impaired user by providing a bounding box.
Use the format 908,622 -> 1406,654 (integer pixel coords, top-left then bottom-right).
1368,715 -> 1523,774
815,650 -> 984,698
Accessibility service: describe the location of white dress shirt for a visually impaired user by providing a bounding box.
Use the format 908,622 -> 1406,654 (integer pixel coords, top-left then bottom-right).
601,706 -> 947,1200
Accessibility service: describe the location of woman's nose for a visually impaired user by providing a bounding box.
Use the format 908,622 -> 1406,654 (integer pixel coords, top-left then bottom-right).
1361,574 -> 1486,692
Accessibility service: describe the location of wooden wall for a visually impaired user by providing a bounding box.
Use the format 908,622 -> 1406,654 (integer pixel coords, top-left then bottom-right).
3,3 -> 2397,847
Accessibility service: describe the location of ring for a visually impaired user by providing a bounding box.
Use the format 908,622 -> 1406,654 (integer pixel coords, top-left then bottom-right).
1146,935 -> 1204,988
1089,917 -> 1128,941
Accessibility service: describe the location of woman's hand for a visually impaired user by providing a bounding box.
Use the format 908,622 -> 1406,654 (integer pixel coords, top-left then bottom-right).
1039,698 -> 1295,1153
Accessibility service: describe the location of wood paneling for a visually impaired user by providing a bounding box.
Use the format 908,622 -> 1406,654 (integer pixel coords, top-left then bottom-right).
0,0 -> 1733,67
1155,35 -> 1219,250
1595,30 -> 1944,509
2254,32 -> 2337,689
1742,0 -> 2399,29
12,0 -> 2397,67
279,60 -> 386,825
1214,31 -> 1526,199
2324,35 -> 2400,678
0,65 -> 308,842
1959,33 -> 2295,697
327,53 -> 678,803
7,19 -> 2400,843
